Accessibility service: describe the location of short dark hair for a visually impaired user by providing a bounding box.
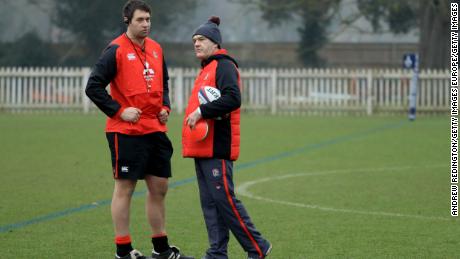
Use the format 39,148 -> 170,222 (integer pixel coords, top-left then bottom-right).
123,0 -> 151,24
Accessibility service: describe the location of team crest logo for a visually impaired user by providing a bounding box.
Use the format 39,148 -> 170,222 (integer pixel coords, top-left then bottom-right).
212,168 -> 220,177
143,62 -> 155,80
153,51 -> 158,59
127,53 -> 136,61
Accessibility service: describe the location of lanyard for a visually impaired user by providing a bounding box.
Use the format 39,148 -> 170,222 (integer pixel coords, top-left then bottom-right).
125,33 -> 152,92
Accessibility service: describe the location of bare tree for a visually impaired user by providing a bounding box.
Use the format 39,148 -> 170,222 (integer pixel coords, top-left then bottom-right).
237,0 -> 449,68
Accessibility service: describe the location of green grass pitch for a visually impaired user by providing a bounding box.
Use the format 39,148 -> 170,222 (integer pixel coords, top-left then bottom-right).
0,113 -> 454,258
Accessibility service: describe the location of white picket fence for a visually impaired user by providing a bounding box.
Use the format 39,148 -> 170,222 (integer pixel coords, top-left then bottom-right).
0,67 -> 450,115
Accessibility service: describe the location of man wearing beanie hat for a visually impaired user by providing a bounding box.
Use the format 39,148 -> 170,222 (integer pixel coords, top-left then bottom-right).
182,16 -> 272,259
193,16 -> 222,47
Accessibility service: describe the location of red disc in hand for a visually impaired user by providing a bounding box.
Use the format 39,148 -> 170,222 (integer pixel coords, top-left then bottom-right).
185,119 -> 209,142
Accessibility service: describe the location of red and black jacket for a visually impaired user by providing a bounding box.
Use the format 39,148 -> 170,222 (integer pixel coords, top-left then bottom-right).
86,34 -> 170,135
182,49 -> 241,161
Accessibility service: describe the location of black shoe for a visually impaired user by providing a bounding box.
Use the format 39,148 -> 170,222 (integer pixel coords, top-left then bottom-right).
115,249 -> 150,259
152,246 -> 194,259
247,242 -> 272,259
264,242 -> 272,257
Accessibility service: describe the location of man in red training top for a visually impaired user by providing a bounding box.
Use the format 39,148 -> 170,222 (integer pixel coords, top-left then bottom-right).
86,1 -> 194,259
183,16 -> 272,259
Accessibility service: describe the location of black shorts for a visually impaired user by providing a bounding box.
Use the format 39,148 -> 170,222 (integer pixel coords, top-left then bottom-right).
106,132 -> 173,180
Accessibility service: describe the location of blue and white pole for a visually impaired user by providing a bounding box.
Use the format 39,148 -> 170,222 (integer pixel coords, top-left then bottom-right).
404,53 -> 419,121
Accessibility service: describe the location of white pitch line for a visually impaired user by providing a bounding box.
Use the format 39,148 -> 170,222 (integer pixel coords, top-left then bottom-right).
236,164 -> 452,221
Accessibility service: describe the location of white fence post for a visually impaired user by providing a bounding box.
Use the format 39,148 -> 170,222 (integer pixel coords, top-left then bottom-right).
271,68 -> 277,115
82,67 -> 91,114
366,70 -> 373,115
175,68 -> 184,114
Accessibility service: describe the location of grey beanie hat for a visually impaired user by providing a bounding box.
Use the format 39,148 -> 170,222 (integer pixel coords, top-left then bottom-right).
193,16 -> 222,45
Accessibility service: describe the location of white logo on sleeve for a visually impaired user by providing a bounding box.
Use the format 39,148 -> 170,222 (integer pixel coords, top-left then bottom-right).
127,53 -> 136,61
121,166 -> 129,173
